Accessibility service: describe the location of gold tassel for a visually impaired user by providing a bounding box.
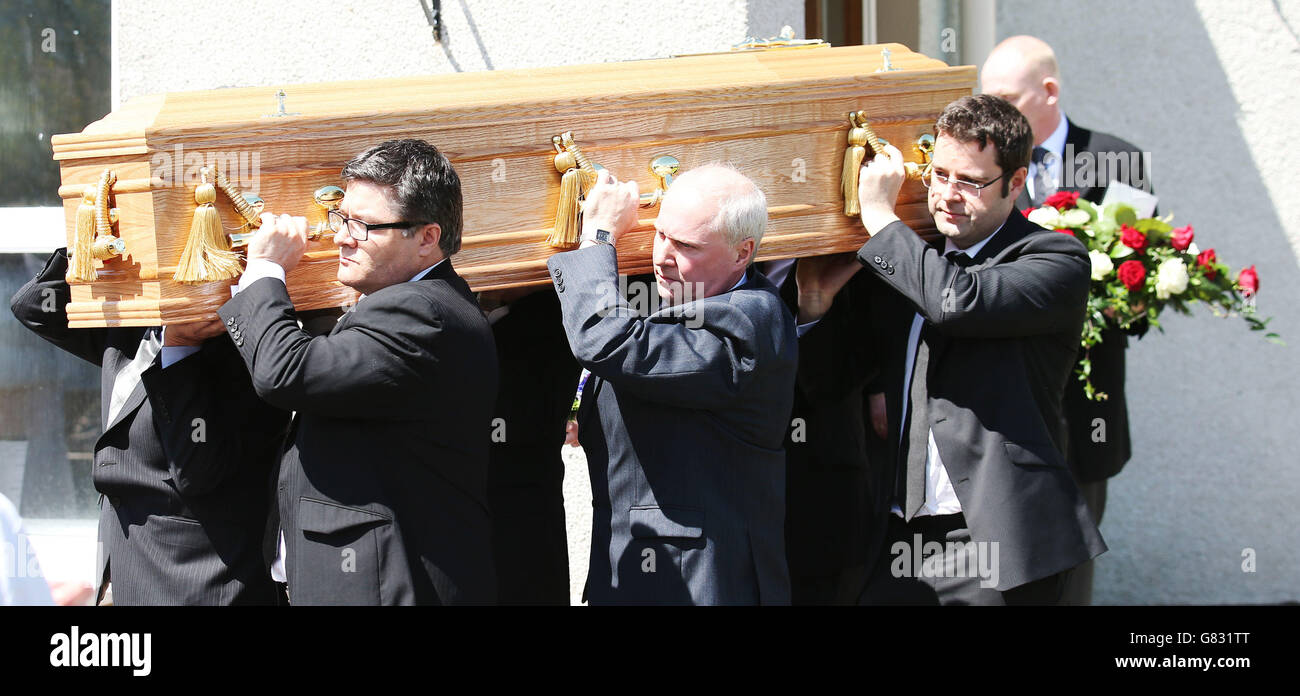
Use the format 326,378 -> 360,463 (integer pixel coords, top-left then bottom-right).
842,125 -> 868,216
68,185 -> 99,282
173,178 -> 243,284
547,165 -> 583,248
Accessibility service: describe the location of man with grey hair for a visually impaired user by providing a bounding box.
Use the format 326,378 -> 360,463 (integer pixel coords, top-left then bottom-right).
548,164 -> 798,604
219,139 -> 498,605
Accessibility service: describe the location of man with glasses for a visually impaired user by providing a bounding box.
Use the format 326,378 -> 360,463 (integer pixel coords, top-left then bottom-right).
982,35 -> 1154,605
806,94 -> 1105,604
218,139 -> 498,605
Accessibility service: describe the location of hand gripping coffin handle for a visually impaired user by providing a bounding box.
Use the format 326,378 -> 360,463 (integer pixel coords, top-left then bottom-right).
840,111 -> 935,217
546,131 -> 680,248
67,170 -> 126,283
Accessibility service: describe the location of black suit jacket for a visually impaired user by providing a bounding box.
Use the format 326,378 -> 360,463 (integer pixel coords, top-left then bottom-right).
218,259 -> 499,605
1018,119 -> 1151,483
771,262 -> 877,601
485,288 -> 577,605
855,212 -> 1107,591
10,250 -> 286,605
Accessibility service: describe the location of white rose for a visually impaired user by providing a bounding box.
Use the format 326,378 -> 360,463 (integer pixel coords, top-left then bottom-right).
1154,257 -> 1189,299
1089,250 -> 1114,281
1026,206 -> 1060,228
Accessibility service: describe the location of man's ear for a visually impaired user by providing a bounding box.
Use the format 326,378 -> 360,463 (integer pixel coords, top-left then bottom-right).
1043,76 -> 1060,107
735,238 -> 756,269
1007,166 -> 1028,199
416,222 -> 443,259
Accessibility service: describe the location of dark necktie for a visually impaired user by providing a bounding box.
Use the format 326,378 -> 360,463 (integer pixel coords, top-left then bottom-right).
898,251 -> 970,521
1031,146 -> 1056,207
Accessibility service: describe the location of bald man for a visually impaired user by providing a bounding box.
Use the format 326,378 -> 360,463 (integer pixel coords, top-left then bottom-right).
547,164 -> 798,605
982,35 -> 1153,604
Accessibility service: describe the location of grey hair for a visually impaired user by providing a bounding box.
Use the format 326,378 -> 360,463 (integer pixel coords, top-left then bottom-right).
676,162 -> 768,260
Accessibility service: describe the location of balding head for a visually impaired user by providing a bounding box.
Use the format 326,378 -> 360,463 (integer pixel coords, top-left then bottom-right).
667,163 -> 768,252
652,163 -> 767,304
980,35 -> 1063,145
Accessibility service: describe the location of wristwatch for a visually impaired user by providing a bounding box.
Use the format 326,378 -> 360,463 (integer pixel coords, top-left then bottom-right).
584,228 -> 614,246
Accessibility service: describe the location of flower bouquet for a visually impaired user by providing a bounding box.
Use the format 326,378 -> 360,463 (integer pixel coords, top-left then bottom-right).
1023,191 -> 1279,401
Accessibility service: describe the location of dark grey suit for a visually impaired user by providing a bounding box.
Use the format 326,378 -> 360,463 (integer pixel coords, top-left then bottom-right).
855,211 -> 1107,595
548,244 -> 798,605
10,249 -> 286,605
218,260 -> 498,605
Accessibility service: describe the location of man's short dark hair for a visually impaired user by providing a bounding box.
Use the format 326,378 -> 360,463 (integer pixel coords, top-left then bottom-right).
935,94 -> 1033,197
341,139 -> 464,256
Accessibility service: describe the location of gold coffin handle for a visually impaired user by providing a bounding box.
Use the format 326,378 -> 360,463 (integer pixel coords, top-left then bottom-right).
587,156 -> 680,207
227,185 -> 341,247
841,111 -> 935,217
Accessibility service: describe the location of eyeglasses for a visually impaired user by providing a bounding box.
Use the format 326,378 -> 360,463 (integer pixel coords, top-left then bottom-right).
922,168 -> 1008,199
327,209 -> 426,241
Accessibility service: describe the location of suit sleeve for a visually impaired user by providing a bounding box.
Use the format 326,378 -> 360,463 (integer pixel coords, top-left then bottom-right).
793,268 -> 877,403
8,248 -> 107,366
857,220 -> 1090,338
548,244 -> 782,411
217,277 -> 441,418
141,337 -> 290,497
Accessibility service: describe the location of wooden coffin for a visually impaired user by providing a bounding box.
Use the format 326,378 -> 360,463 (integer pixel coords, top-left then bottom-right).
51,43 -> 973,327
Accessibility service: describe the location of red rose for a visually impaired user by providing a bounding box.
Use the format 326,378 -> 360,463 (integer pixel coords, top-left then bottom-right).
1056,228 -> 1075,235
1021,207 -> 1035,218
1119,224 -> 1147,252
1196,248 -> 1217,279
1238,265 -> 1260,298
1044,191 -> 1081,210
1117,259 -> 1147,291
1171,225 -> 1194,251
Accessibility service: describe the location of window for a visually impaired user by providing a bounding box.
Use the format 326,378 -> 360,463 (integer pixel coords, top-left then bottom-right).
1,1 -> 110,529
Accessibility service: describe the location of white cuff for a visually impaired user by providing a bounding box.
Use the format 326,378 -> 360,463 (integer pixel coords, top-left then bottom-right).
232,259 -> 286,296
160,345 -> 201,368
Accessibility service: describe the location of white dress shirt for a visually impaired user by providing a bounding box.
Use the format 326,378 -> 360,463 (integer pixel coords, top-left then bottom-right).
891,226 -> 1002,518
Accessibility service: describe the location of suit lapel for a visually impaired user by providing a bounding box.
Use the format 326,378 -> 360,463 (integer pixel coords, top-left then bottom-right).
99,328 -> 157,437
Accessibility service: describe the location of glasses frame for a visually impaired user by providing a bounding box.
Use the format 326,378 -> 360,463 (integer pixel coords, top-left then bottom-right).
922,167 -> 1009,199
327,209 -> 427,241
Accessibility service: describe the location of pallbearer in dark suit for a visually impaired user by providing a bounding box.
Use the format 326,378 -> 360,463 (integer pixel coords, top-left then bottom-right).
480,286 -> 577,605
219,140 -> 498,605
549,164 -> 798,605
763,257 -> 877,604
11,250 -> 288,605
814,95 -> 1106,604
982,36 -> 1153,603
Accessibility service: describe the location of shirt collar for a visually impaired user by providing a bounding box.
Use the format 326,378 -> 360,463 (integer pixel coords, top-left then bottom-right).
409,257 -> 447,283
944,221 -> 1005,259
1041,112 -> 1069,159
727,270 -> 749,293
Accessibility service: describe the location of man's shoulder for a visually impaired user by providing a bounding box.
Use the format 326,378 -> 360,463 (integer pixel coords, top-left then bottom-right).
354,275 -> 483,327
1005,212 -> 1090,259
1068,120 -> 1143,156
